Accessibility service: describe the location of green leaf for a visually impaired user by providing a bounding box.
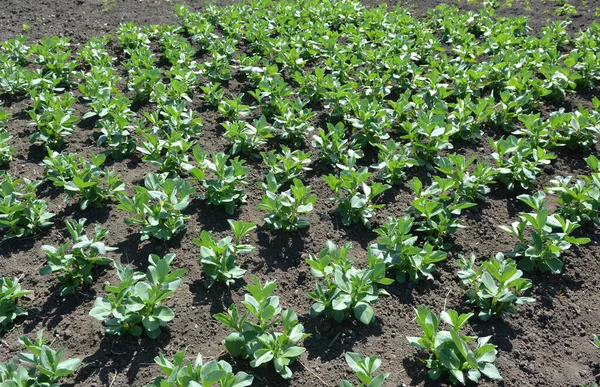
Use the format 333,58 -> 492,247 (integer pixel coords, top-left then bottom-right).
56,358 -> 81,376
282,346 -> 305,359
354,302 -> 374,325
480,363 -> 502,380
251,349 -> 274,367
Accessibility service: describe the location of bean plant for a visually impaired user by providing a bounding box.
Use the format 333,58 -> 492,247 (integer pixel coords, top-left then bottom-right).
372,140 -> 419,185
193,220 -> 255,287
28,91 -> 78,149
408,177 -> 475,249
370,215 -> 448,283
257,174 -> 316,231
117,173 -> 194,241
0,277 -> 30,332
0,109 -> 13,165
223,116 -> 274,156
40,218 -> 117,296
340,352 -> 389,387
500,192 -> 591,273
306,241 -> 392,325
457,253 -> 535,321
547,155 -> 600,225
42,152 -> 125,210
261,146 -> 311,184
0,173 -> 54,239
312,122 -> 363,168
191,150 -> 250,214
0,331 -> 80,386
325,166 -> 390,228
489,136 -> 555,190
407,305 -> 502,385
435,155 -> 497,202
147,350 -> 254,387
214,278 -> 309,379
90,253 -> 184,339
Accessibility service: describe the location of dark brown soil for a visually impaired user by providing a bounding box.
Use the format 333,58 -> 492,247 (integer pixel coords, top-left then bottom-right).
0,1 -> 599,387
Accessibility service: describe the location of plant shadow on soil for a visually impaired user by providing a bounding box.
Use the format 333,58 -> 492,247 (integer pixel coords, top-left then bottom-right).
114,232 -> 184,269
189,278 -> 244,316
255,227 -> 307,271
74,332 -> 170,386
189,199 -> 232,233
220,356 -> 293,387
57,202 -> 114,225
302,317 -> 384,362
22,283 -> 97,332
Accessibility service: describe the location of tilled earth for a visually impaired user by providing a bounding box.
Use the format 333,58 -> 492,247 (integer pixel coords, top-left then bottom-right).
0,1 -> 599,386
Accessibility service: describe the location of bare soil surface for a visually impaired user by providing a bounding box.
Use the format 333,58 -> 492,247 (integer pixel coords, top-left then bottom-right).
0,1 -> 599,387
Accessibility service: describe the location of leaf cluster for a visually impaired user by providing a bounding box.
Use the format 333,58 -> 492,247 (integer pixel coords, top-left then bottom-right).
306,241 -> 391,325
89,253 -> 185,339
40,218 -> 117,295
214,278 -> 309,379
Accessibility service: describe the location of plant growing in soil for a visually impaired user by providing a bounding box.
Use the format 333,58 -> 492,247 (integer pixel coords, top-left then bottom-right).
28,91 -> 78,150
222,116 -> 274,156
500,191 -> 591,273
204,52 -> 233,83
347,97 -> 391,148
200,81 -> 224,107
76,35 -> 113,67
43,152 -> 125,210
78,67 -> 119,103
407,305 -> 502,385
273,97 -> 314,147
408,177 -> 475,249
117,172 -> 194,241
0,172 -> 55,239
457,253 -> 535,321
89,253 -> 184,339
218,93 -> 251,121
370,215 -> 448,283
129,68 -> 162,102
324,165 -> 391,228
340,352 -> 390,387
147,349 -> 254,387
193,219 -> 255,288
0,130 -> 13,167
30,36 -> 78,85
257,174 -> 316,231
489,136 -> 555,190
435,155 -> 498,202
249,78 -> 293,118
0,277 -> 30,332
261,146 -> 311,184
547,155 -> 600,225
1,35 -> 29,65
306,241 -> 392,325
0,109 -> 13,165
97,112 -> 138,160
312,121 -> 363,168
40,218 -> 117,296
41,151 -> 78,185
555,101 -> 600,149
196,152 -> 250,215
145,102 -> 203,137
137,130 -> 195,176
214,278 -> 309,380
0,108 -> 9,128
0,331 -> 80,385
401,110 -> 455,168
372,139 -> 419,185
